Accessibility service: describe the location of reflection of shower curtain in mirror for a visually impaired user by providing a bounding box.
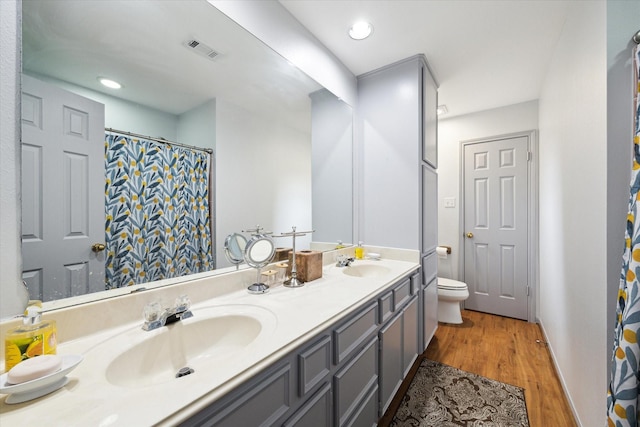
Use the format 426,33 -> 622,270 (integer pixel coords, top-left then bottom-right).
608,44 -> 640,426
104,133 -> 214,288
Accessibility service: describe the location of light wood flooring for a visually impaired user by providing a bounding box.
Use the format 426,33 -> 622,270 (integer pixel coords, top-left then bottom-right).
379,309 -> 577,427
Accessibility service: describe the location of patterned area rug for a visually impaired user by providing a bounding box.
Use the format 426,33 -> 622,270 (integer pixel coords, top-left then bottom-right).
390,359 -> 530,426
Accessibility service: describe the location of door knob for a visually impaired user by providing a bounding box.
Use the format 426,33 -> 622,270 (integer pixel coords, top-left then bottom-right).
466,232 -> 474,238
91,243 -> 106,252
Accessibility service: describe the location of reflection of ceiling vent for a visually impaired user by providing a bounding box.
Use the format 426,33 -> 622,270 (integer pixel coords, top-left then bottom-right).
184,39 -> 219,61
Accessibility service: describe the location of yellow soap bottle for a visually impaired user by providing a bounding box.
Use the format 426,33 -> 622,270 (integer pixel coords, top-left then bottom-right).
355,241 -> 364,260
4,306 -> 57,372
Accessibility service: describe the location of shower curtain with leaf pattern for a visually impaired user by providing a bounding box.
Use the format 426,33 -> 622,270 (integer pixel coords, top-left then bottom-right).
608,44 -> 640,427
104,133 -> 214,289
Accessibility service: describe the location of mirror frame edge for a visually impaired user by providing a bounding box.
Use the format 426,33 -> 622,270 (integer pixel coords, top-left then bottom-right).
0,0 -> 27,320
2,0 -> 359,319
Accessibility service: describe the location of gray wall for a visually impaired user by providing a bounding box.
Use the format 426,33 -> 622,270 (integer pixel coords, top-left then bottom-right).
178,99 -> 216,152
606,0 -> 640,390
311,89 -> 353,245
538,2 -> 607,424
215,98 -> 312,268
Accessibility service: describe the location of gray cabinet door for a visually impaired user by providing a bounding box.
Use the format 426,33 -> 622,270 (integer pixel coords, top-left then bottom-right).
422,165 -> 438,254
402,296 -> 419,376
422,251 -> 437,286
283,383 -> 332,427
334,338 -> 378,427
298,335 -> 331,397
358,57 -> 422,250
423,278 -> 438,349
379,312 -> 403,415
345,384 -> 378,427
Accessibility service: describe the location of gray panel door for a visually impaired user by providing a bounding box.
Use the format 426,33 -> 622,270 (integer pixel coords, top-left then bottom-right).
21,75 -> 105,301
463,136 -> 528,320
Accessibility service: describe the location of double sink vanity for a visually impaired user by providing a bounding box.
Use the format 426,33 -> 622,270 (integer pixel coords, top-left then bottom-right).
0,246 -> 437,426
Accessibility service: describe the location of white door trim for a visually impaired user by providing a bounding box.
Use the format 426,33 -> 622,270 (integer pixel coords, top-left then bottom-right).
458,130 -> 538,322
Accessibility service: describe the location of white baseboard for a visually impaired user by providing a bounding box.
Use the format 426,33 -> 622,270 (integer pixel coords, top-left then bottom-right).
537,318 -> 583,427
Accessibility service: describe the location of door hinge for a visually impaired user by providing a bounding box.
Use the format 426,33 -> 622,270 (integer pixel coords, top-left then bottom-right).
527,151 -> 532,161
526,286 -> 530,296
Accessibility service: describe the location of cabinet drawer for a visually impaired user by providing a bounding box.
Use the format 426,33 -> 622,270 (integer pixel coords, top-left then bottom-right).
378,291 -> 394,324
410,272 -> 420,294
298,335 -> 331,397
333,338 -> 378,427
393,277 -> 412,309
422,252 -> 437,285
333,302 -> 378,365
201,363 -> 291,426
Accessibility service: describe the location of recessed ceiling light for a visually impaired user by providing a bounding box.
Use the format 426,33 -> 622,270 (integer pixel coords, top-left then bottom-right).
436,105 -> 448,116
98,77 -> 122,89
349,21 -> 373,40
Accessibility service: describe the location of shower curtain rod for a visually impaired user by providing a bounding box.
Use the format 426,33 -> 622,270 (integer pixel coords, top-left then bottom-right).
634,29 -> 640,44
105,127 -> 214,154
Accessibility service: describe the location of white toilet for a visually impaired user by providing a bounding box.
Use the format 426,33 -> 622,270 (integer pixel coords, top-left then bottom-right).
437,277 -> 469,324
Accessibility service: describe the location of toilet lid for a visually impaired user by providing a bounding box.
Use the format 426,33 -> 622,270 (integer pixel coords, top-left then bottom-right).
437,277 -> 467,290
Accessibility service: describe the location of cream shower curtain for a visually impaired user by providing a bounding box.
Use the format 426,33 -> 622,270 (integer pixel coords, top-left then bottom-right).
607,44 -> 640,427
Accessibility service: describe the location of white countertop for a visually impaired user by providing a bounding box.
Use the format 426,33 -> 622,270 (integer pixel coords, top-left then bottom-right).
0,249 -> 419,426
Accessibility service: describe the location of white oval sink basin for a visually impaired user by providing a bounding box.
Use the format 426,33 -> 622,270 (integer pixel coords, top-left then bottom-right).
100,305 -> 277,388
342,264 -> 391,278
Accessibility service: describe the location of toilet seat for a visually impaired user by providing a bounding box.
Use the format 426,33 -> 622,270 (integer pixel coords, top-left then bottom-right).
437,277 -> 467,290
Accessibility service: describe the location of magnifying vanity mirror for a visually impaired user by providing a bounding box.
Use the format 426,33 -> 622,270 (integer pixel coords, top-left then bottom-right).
244,235 -> 276,294
10,0 -> 354,310
223,233 -> 248,270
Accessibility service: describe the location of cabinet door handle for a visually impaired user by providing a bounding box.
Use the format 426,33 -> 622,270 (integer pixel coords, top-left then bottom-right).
466,232 -> 474,238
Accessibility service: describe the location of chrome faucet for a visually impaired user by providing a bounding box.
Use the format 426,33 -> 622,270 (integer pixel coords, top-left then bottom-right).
142,295 -> 193,331
336,255 -> 355,267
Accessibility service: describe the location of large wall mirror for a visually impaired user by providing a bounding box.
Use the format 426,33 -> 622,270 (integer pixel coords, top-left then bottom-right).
20,0 -> 353,307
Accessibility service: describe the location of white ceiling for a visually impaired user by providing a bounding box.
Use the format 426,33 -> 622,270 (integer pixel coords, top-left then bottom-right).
21,0 -> 320,127
279,0 -> 572,118
22,1 -> 573,122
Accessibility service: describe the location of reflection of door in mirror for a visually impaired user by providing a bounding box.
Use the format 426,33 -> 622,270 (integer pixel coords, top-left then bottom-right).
21,75 -> 105,301
21,75 -> 216,301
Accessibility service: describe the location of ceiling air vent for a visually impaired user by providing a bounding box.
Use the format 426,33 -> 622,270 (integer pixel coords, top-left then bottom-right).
184,39 -> 219,61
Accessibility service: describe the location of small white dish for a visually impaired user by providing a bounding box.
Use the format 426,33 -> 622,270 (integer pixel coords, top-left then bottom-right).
367,252 -> 381,260
0,354 -> 83,404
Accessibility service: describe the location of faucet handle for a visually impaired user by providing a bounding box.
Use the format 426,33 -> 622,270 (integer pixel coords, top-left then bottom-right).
142,301 -> 165,331
174,294 -> 191,313
143,301 -> 163,321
